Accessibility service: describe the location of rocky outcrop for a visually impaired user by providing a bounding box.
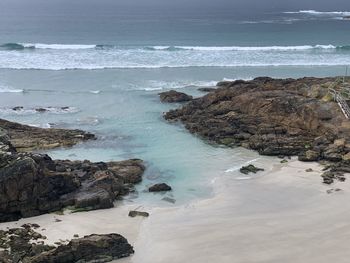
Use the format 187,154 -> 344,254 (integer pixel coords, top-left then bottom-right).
149,183 -> 172,192
0,118 -> 95,152
0,151 -> 144,222
0,119 -> 145,222
159,90 -> 193,103
30,234 -> 134,263
240,165 -> 264,175
164,77 -> 350,183
0,225 -> 133,263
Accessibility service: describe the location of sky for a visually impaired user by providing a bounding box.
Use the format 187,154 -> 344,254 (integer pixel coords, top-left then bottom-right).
1,0 -> 350,12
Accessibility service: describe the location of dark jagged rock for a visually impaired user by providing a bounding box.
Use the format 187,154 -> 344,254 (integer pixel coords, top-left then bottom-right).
164,77 -> 350,184
0,119 -> 145,222
0,153 -> 145,222
159,90 -> 193,103
149,183 -> 172,192
128,211 -> 150,217
240,164 -> 264,175
0,225 -> 133,263
0,118 -> 95,152
12,106 -> 24,111
0,225 -> 54,263
35,108 -> 47,113
30,234 -> 134,263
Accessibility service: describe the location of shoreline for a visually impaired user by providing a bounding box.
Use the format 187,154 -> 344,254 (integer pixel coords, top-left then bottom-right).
2,157 -> 346,262
128,158 -> 350,263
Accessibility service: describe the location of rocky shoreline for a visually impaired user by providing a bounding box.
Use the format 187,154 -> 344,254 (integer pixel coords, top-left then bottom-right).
163,77 -> 350,184
0,118 -> 144,262
0,224 -> 134,263
0,119 -> 145,223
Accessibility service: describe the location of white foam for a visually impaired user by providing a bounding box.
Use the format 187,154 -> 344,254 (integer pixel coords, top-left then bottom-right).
0,42 -> 349,70
0,107 -> 78,116
225,158 -> 261,173
0,86 -> 24,93
222,77 -> 253,82
21,43 -> 96,50
138,80 -> 219,92
142,87 -> 164,91
89,90 -> 101,94
284,10 -> 350,16
28,123 -> 52,128
175,45 -> 337,51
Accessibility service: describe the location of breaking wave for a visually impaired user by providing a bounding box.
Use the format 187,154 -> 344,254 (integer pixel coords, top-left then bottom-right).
284,10 -> 350,16
1,42 -> 350,70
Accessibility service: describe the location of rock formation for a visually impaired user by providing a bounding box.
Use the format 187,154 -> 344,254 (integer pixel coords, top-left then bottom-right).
0,118 -> 94,152
159,90 -> 193,103
0,119 -> 145,222
0,224 -> 133,263
149,183 -> 172,192
164,77 -> 350,183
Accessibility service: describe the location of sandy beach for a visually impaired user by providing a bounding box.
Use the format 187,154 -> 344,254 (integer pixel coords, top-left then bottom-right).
2,157 -> 348,262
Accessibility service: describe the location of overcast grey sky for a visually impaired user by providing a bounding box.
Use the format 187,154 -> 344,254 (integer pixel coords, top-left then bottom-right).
1,0 -> 350,11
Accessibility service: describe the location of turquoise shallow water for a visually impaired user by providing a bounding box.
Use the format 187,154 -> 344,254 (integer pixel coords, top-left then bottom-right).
0,66 -> 347,205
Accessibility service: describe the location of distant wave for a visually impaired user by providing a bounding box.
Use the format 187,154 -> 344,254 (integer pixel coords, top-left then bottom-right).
1,42 -> 350,70
284,10 -> 350,16
2,42 -> 350,52
3,63 -> 350,70
145,45 -> 340,51
136,78 -> 252,91
23,43 -> 96,50
0,43 -> 97,50
0,86 -> 24,93
89,90 -> 101,94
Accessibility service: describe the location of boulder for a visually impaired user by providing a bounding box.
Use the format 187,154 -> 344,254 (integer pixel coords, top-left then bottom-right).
239,164 -> 264,175
159,90 -> 193,103
128,211 -> 149,217
149,183 -> 172,192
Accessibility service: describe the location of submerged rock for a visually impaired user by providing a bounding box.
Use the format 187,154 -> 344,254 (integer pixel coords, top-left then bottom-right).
12,106 -> 24,111
159,90 -> 193,103
239,164 -> 264,175
149,183 -> 172,192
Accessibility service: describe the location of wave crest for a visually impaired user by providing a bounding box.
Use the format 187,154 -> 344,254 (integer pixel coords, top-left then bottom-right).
146,45 -> 338,51
0,43 -> 97,50
284,10 -> 350,16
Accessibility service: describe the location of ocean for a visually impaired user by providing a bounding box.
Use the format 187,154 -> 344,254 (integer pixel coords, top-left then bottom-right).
0,2 -> 350,205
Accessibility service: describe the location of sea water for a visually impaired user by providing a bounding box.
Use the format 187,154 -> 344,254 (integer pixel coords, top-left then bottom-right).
0,1 -> 350,205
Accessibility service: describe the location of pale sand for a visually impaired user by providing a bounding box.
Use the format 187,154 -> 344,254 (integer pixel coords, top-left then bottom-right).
1,158 -> 350,263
